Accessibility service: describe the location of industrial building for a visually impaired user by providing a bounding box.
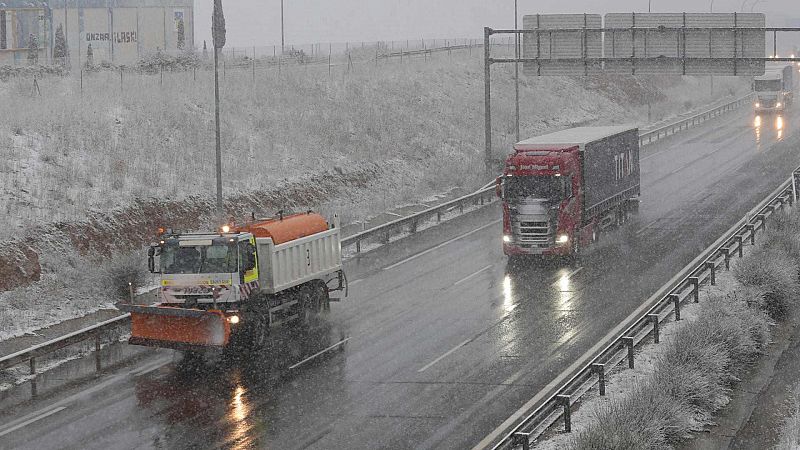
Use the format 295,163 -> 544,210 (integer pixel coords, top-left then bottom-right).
0,0 -> 194,66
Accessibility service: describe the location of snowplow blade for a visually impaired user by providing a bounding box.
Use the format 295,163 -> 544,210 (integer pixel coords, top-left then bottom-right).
121,305 -> 230,350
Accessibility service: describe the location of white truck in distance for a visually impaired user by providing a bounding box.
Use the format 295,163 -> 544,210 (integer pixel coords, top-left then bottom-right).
753,64 -> 795,114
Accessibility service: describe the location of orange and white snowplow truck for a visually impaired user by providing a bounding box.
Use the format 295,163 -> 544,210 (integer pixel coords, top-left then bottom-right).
121,212 -> 346,352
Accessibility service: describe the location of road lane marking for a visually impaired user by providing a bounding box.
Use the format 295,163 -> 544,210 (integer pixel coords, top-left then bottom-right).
0,406 -> 67,437
289,337 -> 351,370
348,278 -> 364,286
453,265 -> 493,286
636,218 -> 660,236
418,338 -> 473,373
383,219 -> 502,271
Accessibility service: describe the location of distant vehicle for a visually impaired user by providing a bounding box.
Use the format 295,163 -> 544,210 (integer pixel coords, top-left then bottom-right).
753,64 -> 795,114
496,126 -> 640,259
122,212 -> 346,353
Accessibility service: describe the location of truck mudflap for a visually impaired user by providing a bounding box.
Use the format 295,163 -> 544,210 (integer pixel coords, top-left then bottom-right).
120,305 -> 231,349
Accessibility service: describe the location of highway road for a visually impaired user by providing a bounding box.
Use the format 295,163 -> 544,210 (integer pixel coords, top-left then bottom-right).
1,109 -> 799,450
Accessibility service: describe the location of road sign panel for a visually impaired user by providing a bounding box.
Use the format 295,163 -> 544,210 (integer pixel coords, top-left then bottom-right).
522,14 -> 603,76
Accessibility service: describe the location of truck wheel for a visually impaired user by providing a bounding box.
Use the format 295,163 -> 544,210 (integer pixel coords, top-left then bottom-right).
237,309 -> 269,350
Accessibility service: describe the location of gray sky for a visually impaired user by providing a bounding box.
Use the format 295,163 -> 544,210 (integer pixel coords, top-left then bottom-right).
194,0 -> 797,49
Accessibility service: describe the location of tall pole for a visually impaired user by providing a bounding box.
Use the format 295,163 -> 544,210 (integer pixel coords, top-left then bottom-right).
710,0 -> 714,97
484,27 -> 493,179
214,45 -> 223,222
514,0 -> 520,143
280,0 -> 285,54
648,0 -> 651,12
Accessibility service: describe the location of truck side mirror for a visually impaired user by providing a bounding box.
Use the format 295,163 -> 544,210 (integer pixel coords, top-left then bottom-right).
147,246 -> 157,273
495,176 -> 503,199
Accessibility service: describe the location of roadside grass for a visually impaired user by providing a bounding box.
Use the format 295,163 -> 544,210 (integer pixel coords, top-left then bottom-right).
567,209 -> 800,450
776,383 -> 800,450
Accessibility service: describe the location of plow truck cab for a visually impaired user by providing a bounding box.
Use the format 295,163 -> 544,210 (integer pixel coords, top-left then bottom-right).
497,126 -> 640,259
122,212 -> 346,352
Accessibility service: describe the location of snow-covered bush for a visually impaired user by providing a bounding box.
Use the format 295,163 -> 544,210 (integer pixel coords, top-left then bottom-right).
570,289 -> 773,449
733,247 -> 798,320
572,381 -> 690,450
103,250 -> 147,302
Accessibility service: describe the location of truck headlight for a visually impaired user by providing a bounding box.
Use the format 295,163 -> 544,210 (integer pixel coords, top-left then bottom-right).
777,102 -> 782,108
557,234 -> 569,244
503,235 -> 511,243
755,102 -> 760,107
227,315 -> 240,324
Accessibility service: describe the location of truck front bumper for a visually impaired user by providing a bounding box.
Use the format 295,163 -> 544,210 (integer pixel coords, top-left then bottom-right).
503,242 -> 569,256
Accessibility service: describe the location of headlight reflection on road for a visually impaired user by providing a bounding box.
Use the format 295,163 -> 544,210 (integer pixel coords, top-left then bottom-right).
227,380 -> 254,450
502,275 -> 514,311
754,115 -> 762,128
776,115 -> 784,131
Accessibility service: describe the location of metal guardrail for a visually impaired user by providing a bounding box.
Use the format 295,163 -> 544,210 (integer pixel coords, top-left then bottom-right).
639,93 -> 753,146
0,88 -> 753,401
0,313 -> 132,397
342,186 -> 497,253
489,167 -> 800,450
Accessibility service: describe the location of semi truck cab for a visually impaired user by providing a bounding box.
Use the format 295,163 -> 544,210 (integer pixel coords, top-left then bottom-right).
498,146 -> 582,256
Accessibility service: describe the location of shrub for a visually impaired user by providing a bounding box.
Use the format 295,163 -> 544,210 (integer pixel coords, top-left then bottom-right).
733,247 -> 799,320
103,250 -> 147,301
571,382 -> 690,450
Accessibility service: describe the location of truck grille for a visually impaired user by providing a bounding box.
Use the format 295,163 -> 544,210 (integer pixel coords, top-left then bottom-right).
513,219 -> 552,243
760,99 -> 776,107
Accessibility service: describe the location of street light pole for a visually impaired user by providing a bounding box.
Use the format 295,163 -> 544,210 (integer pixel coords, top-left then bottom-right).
514,0 -> 519,143
280,0 -> 285,54
648,0 -> 651,12
710,0 -> 714,97
214,44 -> 223,222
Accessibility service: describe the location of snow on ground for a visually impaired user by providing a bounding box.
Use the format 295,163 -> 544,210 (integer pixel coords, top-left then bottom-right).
0,48 -> 750,343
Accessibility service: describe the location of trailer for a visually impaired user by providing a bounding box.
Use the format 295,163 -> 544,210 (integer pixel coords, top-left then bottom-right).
497,126 -> 640,258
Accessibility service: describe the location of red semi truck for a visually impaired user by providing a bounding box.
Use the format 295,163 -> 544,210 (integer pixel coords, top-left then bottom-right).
497,126 -> 640,258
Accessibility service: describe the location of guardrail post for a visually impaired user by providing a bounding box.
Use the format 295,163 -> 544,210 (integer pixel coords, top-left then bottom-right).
556,395 -> 571,432
647,314 -> 660,343
705,261 -> 716,285
671,294 -> 681,321
622,336 -> 635,369
383,230 -> 390,244
591,363 -> 606,395
758,213 -> 767,231
722,248 -> 731,270
460,201 -> 464,214
437,211 -> 442,222
356,240 -> 361,253
410,220 -> 418,234
735,235 -> 743,258
746,224 -> 756,245
689,277 -> 699,303
95,333 -> 102,372
30,357 -> 37,397
480,194 -> 485,205
512,432 -> 532,450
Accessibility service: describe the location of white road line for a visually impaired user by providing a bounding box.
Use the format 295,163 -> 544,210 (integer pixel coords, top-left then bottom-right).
0,406 -> 67,438
289,337 -> 351,370
636,218 -> 660,236
418,338 -> 473,373
348,279 -> 364,286
384,219 -> 502,271
453,265 -> 493,286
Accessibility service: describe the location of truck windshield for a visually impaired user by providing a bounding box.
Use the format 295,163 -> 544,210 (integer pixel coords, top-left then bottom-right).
505,176 -> 563,202
161,242 -> 238,274
754,79 -> 782,91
